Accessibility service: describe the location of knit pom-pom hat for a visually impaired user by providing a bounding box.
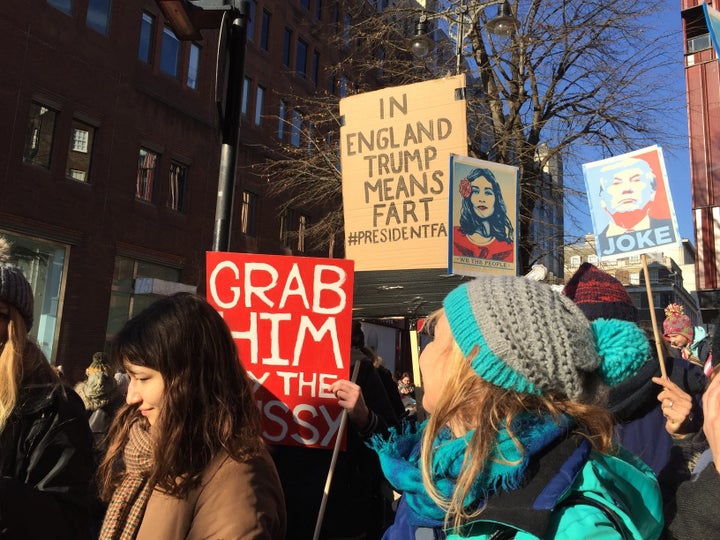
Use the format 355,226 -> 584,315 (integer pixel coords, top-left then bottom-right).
0,237 -> 34,330
442,276 -> 649,400
562,263 -> 638,322
663,303 -> 693,342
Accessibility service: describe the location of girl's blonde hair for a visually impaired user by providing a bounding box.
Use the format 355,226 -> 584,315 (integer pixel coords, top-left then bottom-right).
0,305 -> 57,430
420,310 -> 614,531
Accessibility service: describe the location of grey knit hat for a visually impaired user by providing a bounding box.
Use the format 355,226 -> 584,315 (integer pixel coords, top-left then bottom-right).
443,275 -> 649,400
0,237 -> 34,330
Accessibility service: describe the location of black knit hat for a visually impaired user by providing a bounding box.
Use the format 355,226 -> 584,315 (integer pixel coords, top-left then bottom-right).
0,237 -> 34,330
563,263 -> 638,323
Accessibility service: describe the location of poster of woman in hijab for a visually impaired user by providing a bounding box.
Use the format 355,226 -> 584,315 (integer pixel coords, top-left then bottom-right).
448,155 -> 519,277
582,145 -> 680,260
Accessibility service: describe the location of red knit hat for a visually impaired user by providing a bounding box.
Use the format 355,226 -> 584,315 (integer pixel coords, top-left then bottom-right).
562,263 -> 638,322
663,304 -> 693,342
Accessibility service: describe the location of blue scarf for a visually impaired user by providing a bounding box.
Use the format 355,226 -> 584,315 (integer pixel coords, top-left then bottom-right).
369,414 -> 571,526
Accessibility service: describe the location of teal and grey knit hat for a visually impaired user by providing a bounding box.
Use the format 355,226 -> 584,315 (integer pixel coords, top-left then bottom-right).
443,275 -> 649,400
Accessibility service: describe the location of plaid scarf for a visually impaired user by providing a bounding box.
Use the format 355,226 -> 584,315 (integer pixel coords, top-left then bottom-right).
100,420 -> 155,540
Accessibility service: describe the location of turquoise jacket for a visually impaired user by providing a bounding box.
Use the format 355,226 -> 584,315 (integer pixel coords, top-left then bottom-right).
384,438 -> 663,540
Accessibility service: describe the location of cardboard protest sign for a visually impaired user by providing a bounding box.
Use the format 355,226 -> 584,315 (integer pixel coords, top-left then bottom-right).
448,155 -> 519,276
582,145 -> 680,260
340,75 -> 468,270
206,252 -> 355,449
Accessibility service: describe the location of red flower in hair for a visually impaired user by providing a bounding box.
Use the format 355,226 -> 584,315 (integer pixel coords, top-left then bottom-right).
459,178 -> 472,199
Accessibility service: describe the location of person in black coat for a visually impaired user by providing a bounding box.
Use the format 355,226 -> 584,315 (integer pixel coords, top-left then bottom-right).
0,237 -> 94,539
271,321 -> 401,539
563,263 -> 705,488
662,321 -> 720,539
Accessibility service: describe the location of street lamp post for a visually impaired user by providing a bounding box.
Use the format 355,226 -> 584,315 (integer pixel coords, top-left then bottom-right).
155,0 -> 248,252
410,0 -> 514,74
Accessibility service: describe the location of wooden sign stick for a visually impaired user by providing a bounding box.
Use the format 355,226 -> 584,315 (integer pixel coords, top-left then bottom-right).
312,358 -> 363,540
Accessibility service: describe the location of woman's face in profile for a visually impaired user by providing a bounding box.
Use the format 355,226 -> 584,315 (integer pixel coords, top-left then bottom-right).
470,177 -> 496,219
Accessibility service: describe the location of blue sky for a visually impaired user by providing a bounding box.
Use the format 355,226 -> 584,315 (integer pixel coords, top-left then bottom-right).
565,5 -> 696,244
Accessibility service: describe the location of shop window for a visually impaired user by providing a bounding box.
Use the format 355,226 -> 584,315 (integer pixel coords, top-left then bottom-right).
106,256 -> 184,344
1,232 -> 67,362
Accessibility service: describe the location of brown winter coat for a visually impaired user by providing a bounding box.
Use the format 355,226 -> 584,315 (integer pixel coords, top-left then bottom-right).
135,448 -> 286,540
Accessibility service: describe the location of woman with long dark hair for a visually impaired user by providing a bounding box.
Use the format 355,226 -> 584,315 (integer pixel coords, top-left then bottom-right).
453,168 -> 514,262
98,292 -> 286,539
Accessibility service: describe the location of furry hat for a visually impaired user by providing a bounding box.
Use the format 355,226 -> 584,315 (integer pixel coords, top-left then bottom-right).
663,304 -> 693,342
443,275 -> 649,401
76,352 -> 117,411
562,263 -> 638,322
0,237 -> 34,330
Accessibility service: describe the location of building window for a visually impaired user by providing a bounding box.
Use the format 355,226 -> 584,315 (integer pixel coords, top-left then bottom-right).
168,161 -> 187,211
339,75 -> 348,97
280,208 -> 294,246
290,109 -> 302,147
160,26 -> 180,77
86,0 -> 111,34
312,51 -> 320,85
315,0 -> 322,20
587,254 -> 598,264
48,0 -> 72,14
278,100 -> 286,140
298,214 -> 309,252
66,119 -> 95,182
242,77 -> 251,116
283,28 -> 292,67
306,121 -> 314,153
23,101 -> 58,169
247,0 -> 256,42
628,254 -> 641,264
296,38 -> 308,78
260,10 -> 270,51
138,12 -> 155,63
300,0 -> 309,9
187,43 -> 200,89
254,85 -> 265,126
687,34 -> 711,54
136,148 -> 158,201
240,191 -> 257,236
569,255 -> 581,266
343,13 -> 351,45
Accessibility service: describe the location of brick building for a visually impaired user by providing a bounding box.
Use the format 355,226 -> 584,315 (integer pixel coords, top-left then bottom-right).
0,0 -> 348,382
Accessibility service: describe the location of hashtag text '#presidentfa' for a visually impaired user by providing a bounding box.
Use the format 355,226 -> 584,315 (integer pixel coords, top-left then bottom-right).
347,223 -> 448,246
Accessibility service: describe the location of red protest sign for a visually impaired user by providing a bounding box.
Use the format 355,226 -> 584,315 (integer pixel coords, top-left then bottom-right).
206,252 -> 355,450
